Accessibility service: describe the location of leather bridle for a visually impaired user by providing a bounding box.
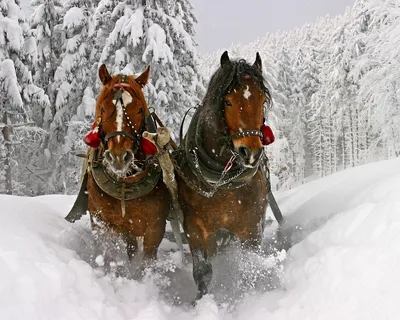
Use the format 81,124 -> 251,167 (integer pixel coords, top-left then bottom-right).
100,78 -> 146,153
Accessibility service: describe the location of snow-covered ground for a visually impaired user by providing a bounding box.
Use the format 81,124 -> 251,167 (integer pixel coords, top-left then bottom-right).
1,158 -> 400,319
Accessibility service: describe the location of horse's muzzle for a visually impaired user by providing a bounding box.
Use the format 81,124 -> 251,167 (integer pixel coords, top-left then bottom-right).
237,146 -> 262,167
103,150 -> 134,175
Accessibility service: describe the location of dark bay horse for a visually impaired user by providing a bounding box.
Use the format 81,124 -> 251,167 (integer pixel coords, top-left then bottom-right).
85,64 -> 171,267
175,51 -> 272,299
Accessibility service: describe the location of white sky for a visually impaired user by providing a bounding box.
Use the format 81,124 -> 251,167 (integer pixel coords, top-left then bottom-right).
19,0 -> 356,53
192,0 -> 356,53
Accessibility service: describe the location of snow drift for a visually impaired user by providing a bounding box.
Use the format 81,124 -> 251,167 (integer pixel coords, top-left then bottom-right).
1,158 -> 400,319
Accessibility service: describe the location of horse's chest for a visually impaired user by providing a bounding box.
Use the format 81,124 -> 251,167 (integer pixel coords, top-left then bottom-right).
87,174 -> 169,234
183,187 -> 266,228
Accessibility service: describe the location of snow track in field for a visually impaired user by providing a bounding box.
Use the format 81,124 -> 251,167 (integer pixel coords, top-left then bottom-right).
2,158 -> 400,319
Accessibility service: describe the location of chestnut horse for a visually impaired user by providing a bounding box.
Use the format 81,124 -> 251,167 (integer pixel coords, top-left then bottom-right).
175,51 -> 272,300
86,64 -> 171,267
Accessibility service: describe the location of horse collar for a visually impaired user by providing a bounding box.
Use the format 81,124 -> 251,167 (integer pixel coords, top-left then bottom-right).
184,143 -> 258,196
91,159 -> 161,201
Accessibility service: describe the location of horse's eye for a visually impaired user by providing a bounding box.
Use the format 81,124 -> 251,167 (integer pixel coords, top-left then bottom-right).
225,100 -> 232,107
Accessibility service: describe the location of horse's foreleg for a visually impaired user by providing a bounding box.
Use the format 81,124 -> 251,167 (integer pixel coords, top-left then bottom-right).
185,217 -> 215,300
192,247 -> 212,300
236,227 -> 263,253
142,219 -> 166,261
123,233 -> 138,261
170,215 -> 185,263
89,214 -> 119,273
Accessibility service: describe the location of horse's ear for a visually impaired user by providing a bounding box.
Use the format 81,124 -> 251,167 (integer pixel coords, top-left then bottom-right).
220,51 -> 231,68
99,64 -> 112,85
252,52 -> 262,72
135,66 -> 150,88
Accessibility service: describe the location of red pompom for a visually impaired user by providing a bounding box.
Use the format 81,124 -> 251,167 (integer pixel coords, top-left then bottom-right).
83,122 -> 102,148
261,124 -> 275,146
141,137 -> 157,155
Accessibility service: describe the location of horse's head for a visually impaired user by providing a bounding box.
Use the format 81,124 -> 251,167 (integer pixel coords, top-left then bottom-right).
95,64 -> 150,177
219,51 -> 270,168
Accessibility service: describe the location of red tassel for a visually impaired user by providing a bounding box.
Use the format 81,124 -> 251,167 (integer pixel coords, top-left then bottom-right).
141,137 -> 157,155
83,121 -> 102,148
261,124 -> 275,146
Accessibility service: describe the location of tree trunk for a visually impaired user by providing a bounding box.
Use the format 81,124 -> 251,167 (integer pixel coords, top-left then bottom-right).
2,110 -> 12,195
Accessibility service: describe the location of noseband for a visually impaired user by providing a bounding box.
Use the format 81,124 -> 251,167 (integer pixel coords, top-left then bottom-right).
227,129 -> 263,142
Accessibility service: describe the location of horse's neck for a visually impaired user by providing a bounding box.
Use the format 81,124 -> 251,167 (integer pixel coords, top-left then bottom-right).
186,110 -> 231,166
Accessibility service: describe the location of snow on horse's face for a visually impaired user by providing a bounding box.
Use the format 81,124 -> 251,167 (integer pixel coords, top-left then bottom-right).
96,64 -> 150,177
221,52 -> 268,167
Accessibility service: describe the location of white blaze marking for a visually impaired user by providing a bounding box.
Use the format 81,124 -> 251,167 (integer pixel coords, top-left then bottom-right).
114,91 -> 133,143
243,85 -> 251,100
122,91 -> 133,106
114,99 -> 123,143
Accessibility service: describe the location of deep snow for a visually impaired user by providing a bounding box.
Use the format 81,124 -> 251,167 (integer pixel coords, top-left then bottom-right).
1,158 -> 400,319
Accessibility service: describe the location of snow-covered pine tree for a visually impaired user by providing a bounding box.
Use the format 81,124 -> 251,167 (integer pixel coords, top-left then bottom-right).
49,0 -> 96,193
88,0 -> 116,94
0,60 -> 23,194
167,0 -> 205,123
268,44 -> 296,187
29,0 -> 63,128
100,0 -> 204,135
357,0 -> 400,159
288,45 -> 307,182
0,0 -> 49,195
297,24 -> 322,178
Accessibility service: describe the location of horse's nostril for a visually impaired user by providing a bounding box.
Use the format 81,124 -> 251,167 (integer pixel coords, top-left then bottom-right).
104,150 -> 114,163
122,151 -> 133,164
237,146 -> 262,164
238,146 -> 251,160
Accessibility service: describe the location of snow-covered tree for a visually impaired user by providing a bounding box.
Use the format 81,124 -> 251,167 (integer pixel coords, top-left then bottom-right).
0,0 -> 49,195
100,0 -> 204,134
0,60 -> 23,194
29,0 -> 63,128
357,0 -> 400,159
49,0 -> 96,193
